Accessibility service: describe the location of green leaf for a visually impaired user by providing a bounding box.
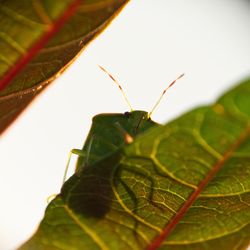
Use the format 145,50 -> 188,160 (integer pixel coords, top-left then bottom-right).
0,0 -> 129,134
20,78 -> 250,250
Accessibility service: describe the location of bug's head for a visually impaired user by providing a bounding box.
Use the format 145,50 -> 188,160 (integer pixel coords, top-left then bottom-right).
123,110 -> 157,135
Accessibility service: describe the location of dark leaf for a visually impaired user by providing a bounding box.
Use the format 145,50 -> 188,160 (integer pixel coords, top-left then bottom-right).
0,0 -> 129,134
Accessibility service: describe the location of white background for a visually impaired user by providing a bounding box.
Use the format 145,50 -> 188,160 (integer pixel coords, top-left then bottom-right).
0,1 -> 250,249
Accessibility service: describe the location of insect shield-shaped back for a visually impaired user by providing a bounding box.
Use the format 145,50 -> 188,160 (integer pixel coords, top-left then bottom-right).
62,111 -> 158,218
75,111 -> 159,173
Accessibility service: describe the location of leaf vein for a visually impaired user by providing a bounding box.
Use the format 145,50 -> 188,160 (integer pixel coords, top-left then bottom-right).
63,204 -> 109,250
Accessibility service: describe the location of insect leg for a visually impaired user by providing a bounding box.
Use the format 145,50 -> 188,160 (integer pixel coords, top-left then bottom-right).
75,136 -> 94,175
63,149 -> 86,185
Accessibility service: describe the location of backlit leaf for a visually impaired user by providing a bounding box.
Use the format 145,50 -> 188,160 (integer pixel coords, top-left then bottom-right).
0,0 -> 129,134
20,78 -> 250,250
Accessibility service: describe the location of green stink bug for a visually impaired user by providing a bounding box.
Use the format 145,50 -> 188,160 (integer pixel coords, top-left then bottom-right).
63,68 -> 184,183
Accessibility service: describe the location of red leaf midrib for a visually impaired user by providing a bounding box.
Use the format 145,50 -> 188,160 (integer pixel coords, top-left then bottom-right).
0,0 -> 81,92
147,123 -> 250,250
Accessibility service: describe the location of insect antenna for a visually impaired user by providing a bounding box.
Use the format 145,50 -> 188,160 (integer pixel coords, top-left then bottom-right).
148,73 -> 185,118
98,65 -> 133,111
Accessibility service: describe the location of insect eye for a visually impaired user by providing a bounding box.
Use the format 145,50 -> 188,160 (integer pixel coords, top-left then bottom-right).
124,111 -> 130,118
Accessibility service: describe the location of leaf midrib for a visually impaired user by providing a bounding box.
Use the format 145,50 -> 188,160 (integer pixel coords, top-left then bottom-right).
0,0 -> 81,92
146,123 -> 250,250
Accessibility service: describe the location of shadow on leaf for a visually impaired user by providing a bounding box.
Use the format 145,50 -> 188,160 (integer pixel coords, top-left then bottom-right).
61,152 -> 122,218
